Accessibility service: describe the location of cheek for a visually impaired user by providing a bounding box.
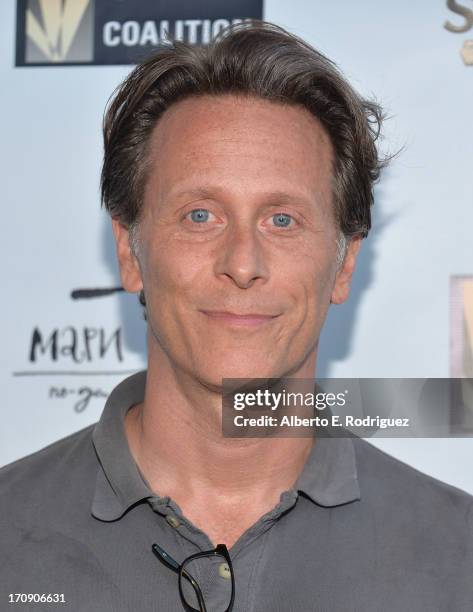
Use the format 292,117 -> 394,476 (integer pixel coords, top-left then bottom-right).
141,240 -> 210,311
281,247 -> 337,334
283,236 -> 337,296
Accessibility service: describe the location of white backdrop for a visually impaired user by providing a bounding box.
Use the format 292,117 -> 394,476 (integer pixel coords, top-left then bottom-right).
2,1 -> 473,493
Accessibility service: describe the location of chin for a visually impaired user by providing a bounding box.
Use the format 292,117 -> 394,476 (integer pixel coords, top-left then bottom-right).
196,359 -> 285,389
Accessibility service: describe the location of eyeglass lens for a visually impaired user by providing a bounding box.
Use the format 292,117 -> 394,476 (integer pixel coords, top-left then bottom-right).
180,553 -> 233,612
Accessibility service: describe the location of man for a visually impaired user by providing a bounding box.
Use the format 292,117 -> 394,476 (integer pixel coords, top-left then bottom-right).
1,21 -> 472,612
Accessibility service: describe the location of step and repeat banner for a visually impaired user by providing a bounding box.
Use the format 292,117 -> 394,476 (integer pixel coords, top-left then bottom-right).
1,1 -> 472,492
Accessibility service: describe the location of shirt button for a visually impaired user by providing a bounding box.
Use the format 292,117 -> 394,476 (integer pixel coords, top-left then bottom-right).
165,515 -> 180,528
218,562 -> 231,580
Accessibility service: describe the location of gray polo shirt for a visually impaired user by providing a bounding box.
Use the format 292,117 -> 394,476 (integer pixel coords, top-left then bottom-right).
1,371 -> 472,611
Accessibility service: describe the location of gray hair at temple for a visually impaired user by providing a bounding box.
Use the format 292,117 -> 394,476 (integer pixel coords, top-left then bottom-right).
101,20 -> 389,309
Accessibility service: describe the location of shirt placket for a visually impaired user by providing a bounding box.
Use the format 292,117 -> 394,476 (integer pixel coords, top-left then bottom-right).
148,490 -> 300,612
149,496 -> 232,611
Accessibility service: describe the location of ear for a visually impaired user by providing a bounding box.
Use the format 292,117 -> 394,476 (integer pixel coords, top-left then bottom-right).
111,218 -> 143,293
331,236 -> 362,305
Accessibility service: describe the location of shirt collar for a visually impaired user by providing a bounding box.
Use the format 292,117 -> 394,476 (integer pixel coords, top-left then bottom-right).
294,433 -> 360,507
91,371 -> 152,521
91,372 -> 360,521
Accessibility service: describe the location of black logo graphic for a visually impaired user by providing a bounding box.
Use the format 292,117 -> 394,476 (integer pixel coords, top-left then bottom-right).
16,0 -> 264,66
70,286 -> 124,299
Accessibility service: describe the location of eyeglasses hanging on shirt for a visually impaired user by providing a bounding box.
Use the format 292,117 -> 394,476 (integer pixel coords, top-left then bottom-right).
152,542 -> 235,612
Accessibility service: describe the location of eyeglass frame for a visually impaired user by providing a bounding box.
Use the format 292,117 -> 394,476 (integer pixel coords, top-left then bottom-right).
152,542 -> 235,612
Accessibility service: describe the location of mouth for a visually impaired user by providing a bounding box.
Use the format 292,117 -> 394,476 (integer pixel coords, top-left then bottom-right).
200,310 -> 280,328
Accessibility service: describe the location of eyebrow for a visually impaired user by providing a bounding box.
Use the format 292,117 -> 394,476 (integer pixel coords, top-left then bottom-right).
169,186 -> 221,202
168,186 -> 315,209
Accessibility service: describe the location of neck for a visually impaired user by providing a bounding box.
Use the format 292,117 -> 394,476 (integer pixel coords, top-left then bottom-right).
124,338 -> 317,527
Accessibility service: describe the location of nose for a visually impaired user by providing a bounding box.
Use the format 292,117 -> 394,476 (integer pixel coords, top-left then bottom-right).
214,222 -> 269,289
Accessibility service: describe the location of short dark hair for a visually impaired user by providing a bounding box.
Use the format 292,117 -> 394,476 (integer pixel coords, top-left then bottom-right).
101,20 -> 386,239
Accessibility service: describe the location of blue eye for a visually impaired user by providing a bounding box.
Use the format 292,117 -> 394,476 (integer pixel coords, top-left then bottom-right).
272,213 -> 292,228
189,209 -> 210,223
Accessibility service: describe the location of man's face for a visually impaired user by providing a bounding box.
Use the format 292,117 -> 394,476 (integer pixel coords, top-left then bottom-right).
114,95 -> 360,386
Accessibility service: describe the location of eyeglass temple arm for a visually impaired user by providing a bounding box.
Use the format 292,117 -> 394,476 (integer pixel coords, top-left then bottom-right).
152,544 -> 208,612
152,543 -> 180,571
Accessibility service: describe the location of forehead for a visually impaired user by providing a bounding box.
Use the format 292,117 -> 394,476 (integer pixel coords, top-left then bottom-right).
144,94 -> 334,205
